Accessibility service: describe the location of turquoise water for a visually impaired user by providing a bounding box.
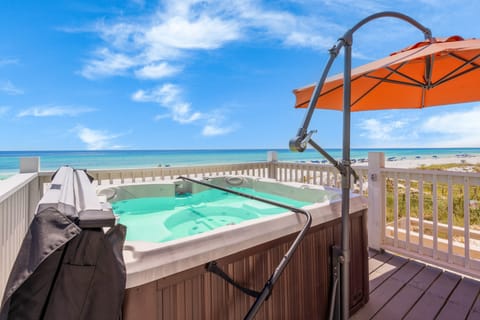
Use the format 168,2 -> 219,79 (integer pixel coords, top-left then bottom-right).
2,148 -> 480,179
112,187 -> 311,243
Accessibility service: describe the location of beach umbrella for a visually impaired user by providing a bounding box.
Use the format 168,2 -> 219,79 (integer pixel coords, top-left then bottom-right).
289,11 -> 480,320
293,35 -> 480,111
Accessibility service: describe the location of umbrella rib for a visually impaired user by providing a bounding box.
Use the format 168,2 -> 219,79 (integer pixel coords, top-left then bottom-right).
351,69 -> 399,106
385,65 -> 426,86
450,52 -> 480,68
363,74 -> 423,87
433,65 -> 480,87
317,74 -> 364,98
432,53 -> 480,87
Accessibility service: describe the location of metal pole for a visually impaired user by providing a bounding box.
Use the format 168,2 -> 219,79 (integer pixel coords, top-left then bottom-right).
289,40 -> 344,152
340,35 -> 352,320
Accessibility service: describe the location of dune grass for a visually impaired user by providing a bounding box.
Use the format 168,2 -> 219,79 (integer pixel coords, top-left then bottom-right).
417,163 -> 480,172
385,177 -> 480,228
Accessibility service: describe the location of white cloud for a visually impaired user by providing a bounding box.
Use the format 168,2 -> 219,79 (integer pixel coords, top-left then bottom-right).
75,126 -> 123,150
357,115 -> 419,147
132,84 -> 202,124
133,83 -> 235,136
134,62 -> 181,79
17,106 -> 95,117
357,106 -> 480,148
171,102 -> 202,124
81,48 -> 137,79
231,1 -> 336,49
132,83 -> 181,104
80,0 -> 336,79
202,124 -> 232,136
142,15 -> 240,50
421,106 -> 480,147
359,118 -> 408,140
201,109 -> 236,136
0,80 -> 24,95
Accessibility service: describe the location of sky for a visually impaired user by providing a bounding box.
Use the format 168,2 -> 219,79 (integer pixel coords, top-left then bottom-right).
1,0 -> 480,150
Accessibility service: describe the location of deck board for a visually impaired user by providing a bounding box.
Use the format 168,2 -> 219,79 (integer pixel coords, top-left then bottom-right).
351,261 -> 423,319
368,255 -> 408,293
372,265 -> 441,320
436,278 -> 480,320
467,293 -> 480,320
368,249 -> 392,274
353,250 -> 480,320
404,271 -> 461,320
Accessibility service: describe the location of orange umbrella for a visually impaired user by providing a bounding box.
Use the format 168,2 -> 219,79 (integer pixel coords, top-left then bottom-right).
294,35 -> 480,112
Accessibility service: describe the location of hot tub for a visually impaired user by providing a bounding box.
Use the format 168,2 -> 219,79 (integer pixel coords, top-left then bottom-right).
98,176 -> 369,319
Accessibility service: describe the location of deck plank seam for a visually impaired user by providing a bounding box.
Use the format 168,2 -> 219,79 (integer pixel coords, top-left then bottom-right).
369,258 -> 409,295
367,254 -> 394,275
431,274 -> 462,320
460,282 -> 480,319
368,249 -> 380,259
368,255 -> 394,275
400,266 -> 443,320
370,264 -> 426,320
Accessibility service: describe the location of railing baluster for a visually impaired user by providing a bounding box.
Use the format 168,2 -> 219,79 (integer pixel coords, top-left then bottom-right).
394,173 -> 399,248
406,174 -> 411,251
464,176 -> 470,268
448,176 -> 454,264
419,175 -> 424,255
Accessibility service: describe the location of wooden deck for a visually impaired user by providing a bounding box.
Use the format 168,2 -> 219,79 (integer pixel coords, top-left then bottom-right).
352,249 -> 480,320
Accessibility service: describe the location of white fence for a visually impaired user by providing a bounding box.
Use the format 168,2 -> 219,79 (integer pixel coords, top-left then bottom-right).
0,173 -> 41,298
2,152 -> 480,300
367,152 -> 480,278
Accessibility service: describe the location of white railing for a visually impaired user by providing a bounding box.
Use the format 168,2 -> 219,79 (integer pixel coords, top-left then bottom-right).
3,151 -> 479,299
273,161 -> 369,195
367,152 -> 480,278
57,162 -> 273,186
0,172 -> 41,299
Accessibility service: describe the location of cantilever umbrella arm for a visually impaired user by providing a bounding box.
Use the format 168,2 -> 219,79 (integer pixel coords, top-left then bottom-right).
289,11 -> 432,320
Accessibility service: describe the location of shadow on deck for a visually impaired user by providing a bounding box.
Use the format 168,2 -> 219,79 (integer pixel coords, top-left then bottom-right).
352,249 -> 480,320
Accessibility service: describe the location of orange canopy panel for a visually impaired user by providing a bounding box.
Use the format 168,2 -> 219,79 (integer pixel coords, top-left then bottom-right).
294,36 -> 480,111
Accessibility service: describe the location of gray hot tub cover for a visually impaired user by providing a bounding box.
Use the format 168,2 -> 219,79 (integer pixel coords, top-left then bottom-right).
0,166 -> 126,320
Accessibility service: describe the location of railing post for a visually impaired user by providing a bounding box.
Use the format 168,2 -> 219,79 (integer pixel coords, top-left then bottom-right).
267,151 -> 278,180
368,152 -> 385,251
19,157 -> 40,173
19,157 -> 41,215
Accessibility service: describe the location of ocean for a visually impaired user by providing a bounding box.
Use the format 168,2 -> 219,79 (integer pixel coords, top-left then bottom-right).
1,148 -> 480,179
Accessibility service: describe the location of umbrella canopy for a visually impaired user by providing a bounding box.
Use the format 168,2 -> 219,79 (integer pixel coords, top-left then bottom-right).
294,36 -> 480,111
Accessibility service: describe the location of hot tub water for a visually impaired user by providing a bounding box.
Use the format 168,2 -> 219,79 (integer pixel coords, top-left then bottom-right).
112,187 -> 312,243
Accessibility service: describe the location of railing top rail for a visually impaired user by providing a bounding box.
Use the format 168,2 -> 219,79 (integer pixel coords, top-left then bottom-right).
36,161 -> 271,177
0,173 -> 38,203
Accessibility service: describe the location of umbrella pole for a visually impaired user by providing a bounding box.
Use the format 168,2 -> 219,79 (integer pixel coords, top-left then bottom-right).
340,36 -> 353,320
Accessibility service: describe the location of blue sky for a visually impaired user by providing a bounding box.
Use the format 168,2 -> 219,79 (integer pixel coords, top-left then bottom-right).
1,0 -> 480,150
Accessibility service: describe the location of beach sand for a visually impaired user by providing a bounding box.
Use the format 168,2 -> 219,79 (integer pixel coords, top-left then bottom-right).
377,155 -> 480,170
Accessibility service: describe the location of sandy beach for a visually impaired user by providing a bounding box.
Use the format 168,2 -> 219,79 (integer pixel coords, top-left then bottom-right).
376,155 -> 480,170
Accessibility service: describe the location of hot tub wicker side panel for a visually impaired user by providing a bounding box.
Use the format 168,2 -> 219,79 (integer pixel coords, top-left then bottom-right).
123,209 -> 368,319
